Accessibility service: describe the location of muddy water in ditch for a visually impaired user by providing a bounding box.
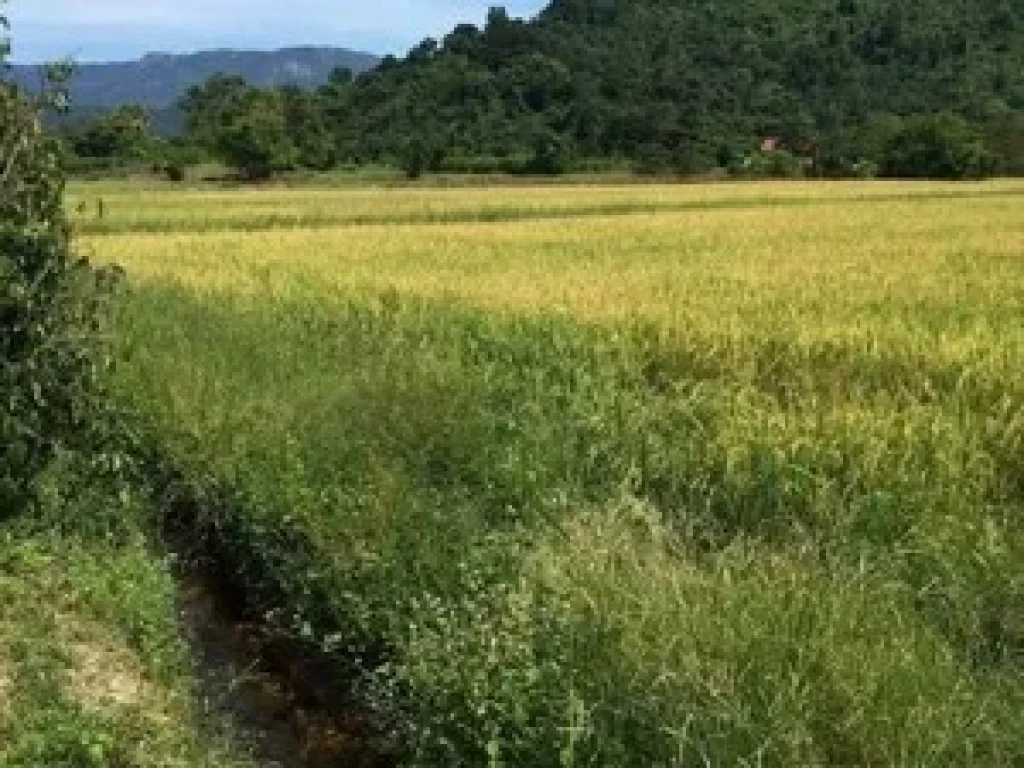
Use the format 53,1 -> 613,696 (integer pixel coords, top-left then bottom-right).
177,576 -> 391,768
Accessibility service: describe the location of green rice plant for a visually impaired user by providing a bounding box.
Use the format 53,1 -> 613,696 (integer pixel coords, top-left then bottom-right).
112,275 -> 1023,764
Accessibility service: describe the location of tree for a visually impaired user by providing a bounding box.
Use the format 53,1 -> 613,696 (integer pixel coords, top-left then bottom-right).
482,7 -> 536,66
399,130 -> 445,179
299,0 -> 1024,178
880,112 -> 994,180
179,73 -> 248,149
984,111 -> 1024,175
408,38 -> 440,64
523,125 -> 570,175
501,53 -> 571,113
151,137 -> 205,182
68,104 -> 152,159
1,8 -> 117,514
213,89 -> 297,181
444,24 -> 483,59
280,85 -> 333,170
327,67 -> 354,88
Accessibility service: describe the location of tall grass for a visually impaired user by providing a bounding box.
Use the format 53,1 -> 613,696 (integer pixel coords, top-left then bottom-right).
102,180 -> 1023,765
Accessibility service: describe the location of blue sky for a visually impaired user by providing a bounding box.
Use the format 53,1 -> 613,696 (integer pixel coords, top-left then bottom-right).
6,0 -> 547,63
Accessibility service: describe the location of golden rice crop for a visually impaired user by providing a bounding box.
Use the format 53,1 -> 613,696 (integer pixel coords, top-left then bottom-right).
71,177 -> 1024,233
86,181 -> 1024,400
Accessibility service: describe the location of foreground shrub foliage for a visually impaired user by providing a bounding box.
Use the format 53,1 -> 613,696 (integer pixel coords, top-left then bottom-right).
0,41 -> 116,514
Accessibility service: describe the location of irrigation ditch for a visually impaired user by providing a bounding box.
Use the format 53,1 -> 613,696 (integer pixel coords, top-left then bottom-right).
152,461 -> 393,768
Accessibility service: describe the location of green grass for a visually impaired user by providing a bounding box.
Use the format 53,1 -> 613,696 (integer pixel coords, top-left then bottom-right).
0,467 -> 253,768
113,275 -> 1024,765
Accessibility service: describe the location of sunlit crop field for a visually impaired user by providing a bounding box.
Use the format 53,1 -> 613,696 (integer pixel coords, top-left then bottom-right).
72,177 -> 1024,234
86,181 -> 1024,402
88,179 -> 1024,766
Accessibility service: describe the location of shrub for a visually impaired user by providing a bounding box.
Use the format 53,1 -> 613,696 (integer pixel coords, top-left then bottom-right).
399,133 -> 446,180
162,162 -> 186,183
151,138 -> 206,183
0,58 -> 117,515
522,129 -> 570,175
880,113 -> 995,180
984,112 -> 1024,176
732,148 -> 807,179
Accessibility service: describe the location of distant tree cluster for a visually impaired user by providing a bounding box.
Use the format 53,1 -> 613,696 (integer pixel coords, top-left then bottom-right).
64,0 -> 1024,180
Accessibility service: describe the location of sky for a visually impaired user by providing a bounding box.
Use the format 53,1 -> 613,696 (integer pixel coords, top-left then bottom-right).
6,0 -> 548,63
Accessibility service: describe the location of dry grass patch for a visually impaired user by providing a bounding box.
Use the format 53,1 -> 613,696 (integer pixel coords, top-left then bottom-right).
0,654 -> 12,721
0,533 -> 258,767
60,618 -> 168,719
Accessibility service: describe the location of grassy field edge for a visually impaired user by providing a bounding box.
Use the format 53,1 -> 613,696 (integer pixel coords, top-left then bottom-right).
111,280 -> 1024,766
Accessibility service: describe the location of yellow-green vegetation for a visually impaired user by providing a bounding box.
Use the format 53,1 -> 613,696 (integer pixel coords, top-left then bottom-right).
85,180 -> 1024,765
71,177 -> 1024,234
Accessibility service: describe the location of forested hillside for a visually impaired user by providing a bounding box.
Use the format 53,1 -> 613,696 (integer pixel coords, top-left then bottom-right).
67,0 -> 1024,178
318,0 -> 1023,174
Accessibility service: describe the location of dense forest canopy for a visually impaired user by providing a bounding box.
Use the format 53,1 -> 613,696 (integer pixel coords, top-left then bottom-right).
72,0 -> 1024,178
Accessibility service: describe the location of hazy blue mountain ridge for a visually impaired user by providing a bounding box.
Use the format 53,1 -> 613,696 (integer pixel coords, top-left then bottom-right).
9,46 -> 379,110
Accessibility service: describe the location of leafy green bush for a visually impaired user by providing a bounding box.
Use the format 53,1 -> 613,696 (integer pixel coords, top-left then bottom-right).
149,138 -> 208,183
732,148 -> 807,179
881,113 -> 995,180
522,128 -> 570,175
213,89 -> 298,181
0,36 -> 116,515
984,112 -> 1024,176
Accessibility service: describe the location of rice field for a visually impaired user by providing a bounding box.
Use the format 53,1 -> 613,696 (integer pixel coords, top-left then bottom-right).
71,177 -> 1024,234
83,179 -> 1024,766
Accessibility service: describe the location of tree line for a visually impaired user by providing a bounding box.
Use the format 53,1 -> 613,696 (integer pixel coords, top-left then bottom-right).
62,0 -> 1024,180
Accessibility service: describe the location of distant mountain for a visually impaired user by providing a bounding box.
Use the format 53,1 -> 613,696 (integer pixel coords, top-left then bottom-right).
9,47 -> 379,110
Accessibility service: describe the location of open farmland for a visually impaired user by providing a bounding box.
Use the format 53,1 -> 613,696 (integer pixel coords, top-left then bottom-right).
78,180 -> 1024,766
